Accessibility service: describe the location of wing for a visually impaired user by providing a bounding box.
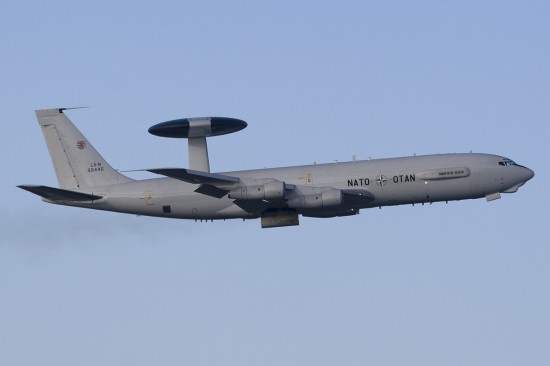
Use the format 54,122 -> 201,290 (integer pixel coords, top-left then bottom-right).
147,168 -> 239,184
146,168 -> 375,215
146,168 -> 240,198
18,185 -> 103,202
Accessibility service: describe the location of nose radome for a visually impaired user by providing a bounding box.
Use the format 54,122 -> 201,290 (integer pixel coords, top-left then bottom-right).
523,167 -> 535,182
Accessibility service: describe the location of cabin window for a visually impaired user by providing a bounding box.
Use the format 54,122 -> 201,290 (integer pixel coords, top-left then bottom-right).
163,205 -> 171,213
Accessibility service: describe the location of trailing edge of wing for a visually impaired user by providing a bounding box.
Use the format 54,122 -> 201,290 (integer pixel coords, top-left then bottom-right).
147,168 -> 240,184
18,185 -> 103,202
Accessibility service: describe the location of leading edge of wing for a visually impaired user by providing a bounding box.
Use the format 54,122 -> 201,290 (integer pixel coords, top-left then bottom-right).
18,184 -> 103,202
146,168 -> 240,184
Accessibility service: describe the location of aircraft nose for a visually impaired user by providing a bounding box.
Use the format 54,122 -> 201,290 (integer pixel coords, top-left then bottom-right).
521,166 -> 535,182
525,168 -> 535,182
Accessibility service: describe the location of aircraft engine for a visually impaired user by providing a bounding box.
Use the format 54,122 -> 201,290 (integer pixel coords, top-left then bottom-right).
228,180 -> 286,200
287,188 -> 343,209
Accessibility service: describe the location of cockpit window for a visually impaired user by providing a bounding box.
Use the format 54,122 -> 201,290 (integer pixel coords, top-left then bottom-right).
498,158 -> 518,167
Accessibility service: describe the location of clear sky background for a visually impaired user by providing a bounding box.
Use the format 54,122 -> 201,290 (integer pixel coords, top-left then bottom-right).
1,1 -> 549,365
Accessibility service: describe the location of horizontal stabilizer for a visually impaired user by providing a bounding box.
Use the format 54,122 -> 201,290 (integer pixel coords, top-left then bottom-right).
147,168 -> 240,184
18,184 -> 103,202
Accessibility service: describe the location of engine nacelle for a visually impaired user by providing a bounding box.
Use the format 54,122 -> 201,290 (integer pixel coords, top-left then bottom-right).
228,180 -> 286,200
287,188 -> 343,209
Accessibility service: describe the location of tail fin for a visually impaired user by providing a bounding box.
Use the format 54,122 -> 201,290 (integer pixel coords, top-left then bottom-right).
36,108 -> 133,189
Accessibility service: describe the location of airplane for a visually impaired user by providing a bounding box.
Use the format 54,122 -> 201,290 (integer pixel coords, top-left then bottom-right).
18,108 -> 534,228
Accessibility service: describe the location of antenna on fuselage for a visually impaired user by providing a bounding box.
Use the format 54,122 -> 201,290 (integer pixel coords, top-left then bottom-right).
148,117 -> 248,172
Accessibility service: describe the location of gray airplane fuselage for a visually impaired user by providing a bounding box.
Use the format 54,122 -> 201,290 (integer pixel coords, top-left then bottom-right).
58,153 -> 532,219
19,108 -> 534,228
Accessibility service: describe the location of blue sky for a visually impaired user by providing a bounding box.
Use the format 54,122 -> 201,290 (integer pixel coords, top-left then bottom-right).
1,1 -> 549,365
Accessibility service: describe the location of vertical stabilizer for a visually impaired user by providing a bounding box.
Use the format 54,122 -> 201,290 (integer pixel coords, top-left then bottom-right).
36,108 -> 133,189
